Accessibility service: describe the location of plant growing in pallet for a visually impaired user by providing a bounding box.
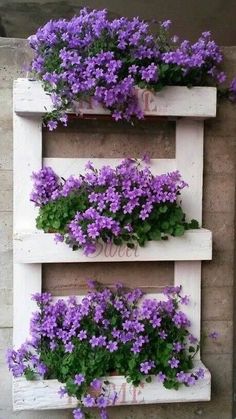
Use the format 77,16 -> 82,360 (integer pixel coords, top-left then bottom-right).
7,282 -> 204,419
27,8 -> 235,130
30,158 -> 198,255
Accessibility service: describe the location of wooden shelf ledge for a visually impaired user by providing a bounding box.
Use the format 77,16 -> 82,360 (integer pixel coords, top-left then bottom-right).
14,229 -> 212,263
13,360 -> 210,410
14,79 -> 217,119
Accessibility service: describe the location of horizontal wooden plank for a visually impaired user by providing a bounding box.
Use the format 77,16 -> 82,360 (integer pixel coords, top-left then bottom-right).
13,360 -> 210,410
14,229 -> 212,263
52,292 -> 165,304
14,79 -> 217,118
43,158 -> 176,177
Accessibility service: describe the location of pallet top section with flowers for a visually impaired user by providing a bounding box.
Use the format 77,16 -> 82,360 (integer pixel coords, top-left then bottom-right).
14,78 -> 217,119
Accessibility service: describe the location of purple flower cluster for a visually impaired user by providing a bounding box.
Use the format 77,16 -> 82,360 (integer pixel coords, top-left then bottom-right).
28,8 -> 160,127
30,167 -> 60,206
28,8 -> 229,129
162,31 -> 225,83
31,158 -> 189,254
7,282 -> 203,419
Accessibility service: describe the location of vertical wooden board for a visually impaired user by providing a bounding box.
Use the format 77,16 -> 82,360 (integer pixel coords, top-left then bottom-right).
176,119 -> 204,224
13,110 -> 43,347
174,261 -> 201,359
13,115 -> 42,231
13,264 -> 42,347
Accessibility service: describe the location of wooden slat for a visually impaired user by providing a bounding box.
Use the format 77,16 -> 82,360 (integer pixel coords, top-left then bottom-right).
14,229 -> 212,263
13,111 -> 43,347
13,264 -> 42,347
13,360 -> 210,410
13,115 -> 42,231
14,79 -> 217,118
52,292 -> 164,304
175,261 -> 201,359
43,158 -> 176,177
176,120 -> 204,224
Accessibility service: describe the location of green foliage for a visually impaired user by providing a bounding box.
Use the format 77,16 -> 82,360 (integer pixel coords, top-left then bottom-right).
36,194 -> 199,249
36,192 -> 88,233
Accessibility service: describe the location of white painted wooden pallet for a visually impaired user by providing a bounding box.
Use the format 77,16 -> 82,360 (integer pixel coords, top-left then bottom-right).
13,79 -> 216,410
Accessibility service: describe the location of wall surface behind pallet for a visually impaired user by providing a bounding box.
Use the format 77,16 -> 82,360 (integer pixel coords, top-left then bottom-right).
0,37 -> 235,419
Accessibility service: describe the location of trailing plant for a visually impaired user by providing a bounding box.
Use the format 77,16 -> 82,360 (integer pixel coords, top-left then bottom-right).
27,8 -> 235,130
7,282 -> 204,419
30,158 -> 199,255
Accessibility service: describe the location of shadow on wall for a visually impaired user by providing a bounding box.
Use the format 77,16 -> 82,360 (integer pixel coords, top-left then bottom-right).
0,16 -> 6,36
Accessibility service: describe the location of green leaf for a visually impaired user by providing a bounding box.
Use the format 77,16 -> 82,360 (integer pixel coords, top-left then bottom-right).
24,368 -> 36,381
173,225 -> 185,237
52,220 -> 61,229
149,229 -> 161,240
159,205 -> 168,214
188,219 -> 199,229
161,221 -> 169,230
113,237 -> 123,246
142,222 -> 151,233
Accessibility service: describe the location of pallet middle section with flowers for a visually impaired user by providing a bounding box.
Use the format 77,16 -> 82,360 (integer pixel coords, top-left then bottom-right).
12,79 -> 216,411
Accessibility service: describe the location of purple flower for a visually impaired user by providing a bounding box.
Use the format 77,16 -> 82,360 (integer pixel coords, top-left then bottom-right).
74,373 -> 85,386
157,371 -> 166,382
78,330 -> 87,341
173,342 -> 183,352
195,368 -> 205,379
82,394 -> 95,407
47,120 -> 58,131
176,371 -> 187,383
36,362 -> 47,376
189,334 -> 198,344
89,336 -> 99,348
96,395 -> 108,408
100,409 -> 108,419
106,341 -> 118,352
208,331 -> 219,340
58,386 -> 67,398
186,375 -> 196,386
161,19 -> 172,29
181,295 -> 190,305
159,330 -> 167,340
64,341 -> 74,353
54,233 -> 64,244
73,408 -> 85,419
168,357 -> 180,369
140,360 -> 155,374
90,378 -> 102,391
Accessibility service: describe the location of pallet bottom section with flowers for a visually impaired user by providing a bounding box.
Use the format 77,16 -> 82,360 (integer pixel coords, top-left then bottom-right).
13,360 -> 210,410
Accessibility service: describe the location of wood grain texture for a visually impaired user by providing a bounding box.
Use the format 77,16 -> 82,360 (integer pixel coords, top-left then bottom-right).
42,261 -> 174,296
